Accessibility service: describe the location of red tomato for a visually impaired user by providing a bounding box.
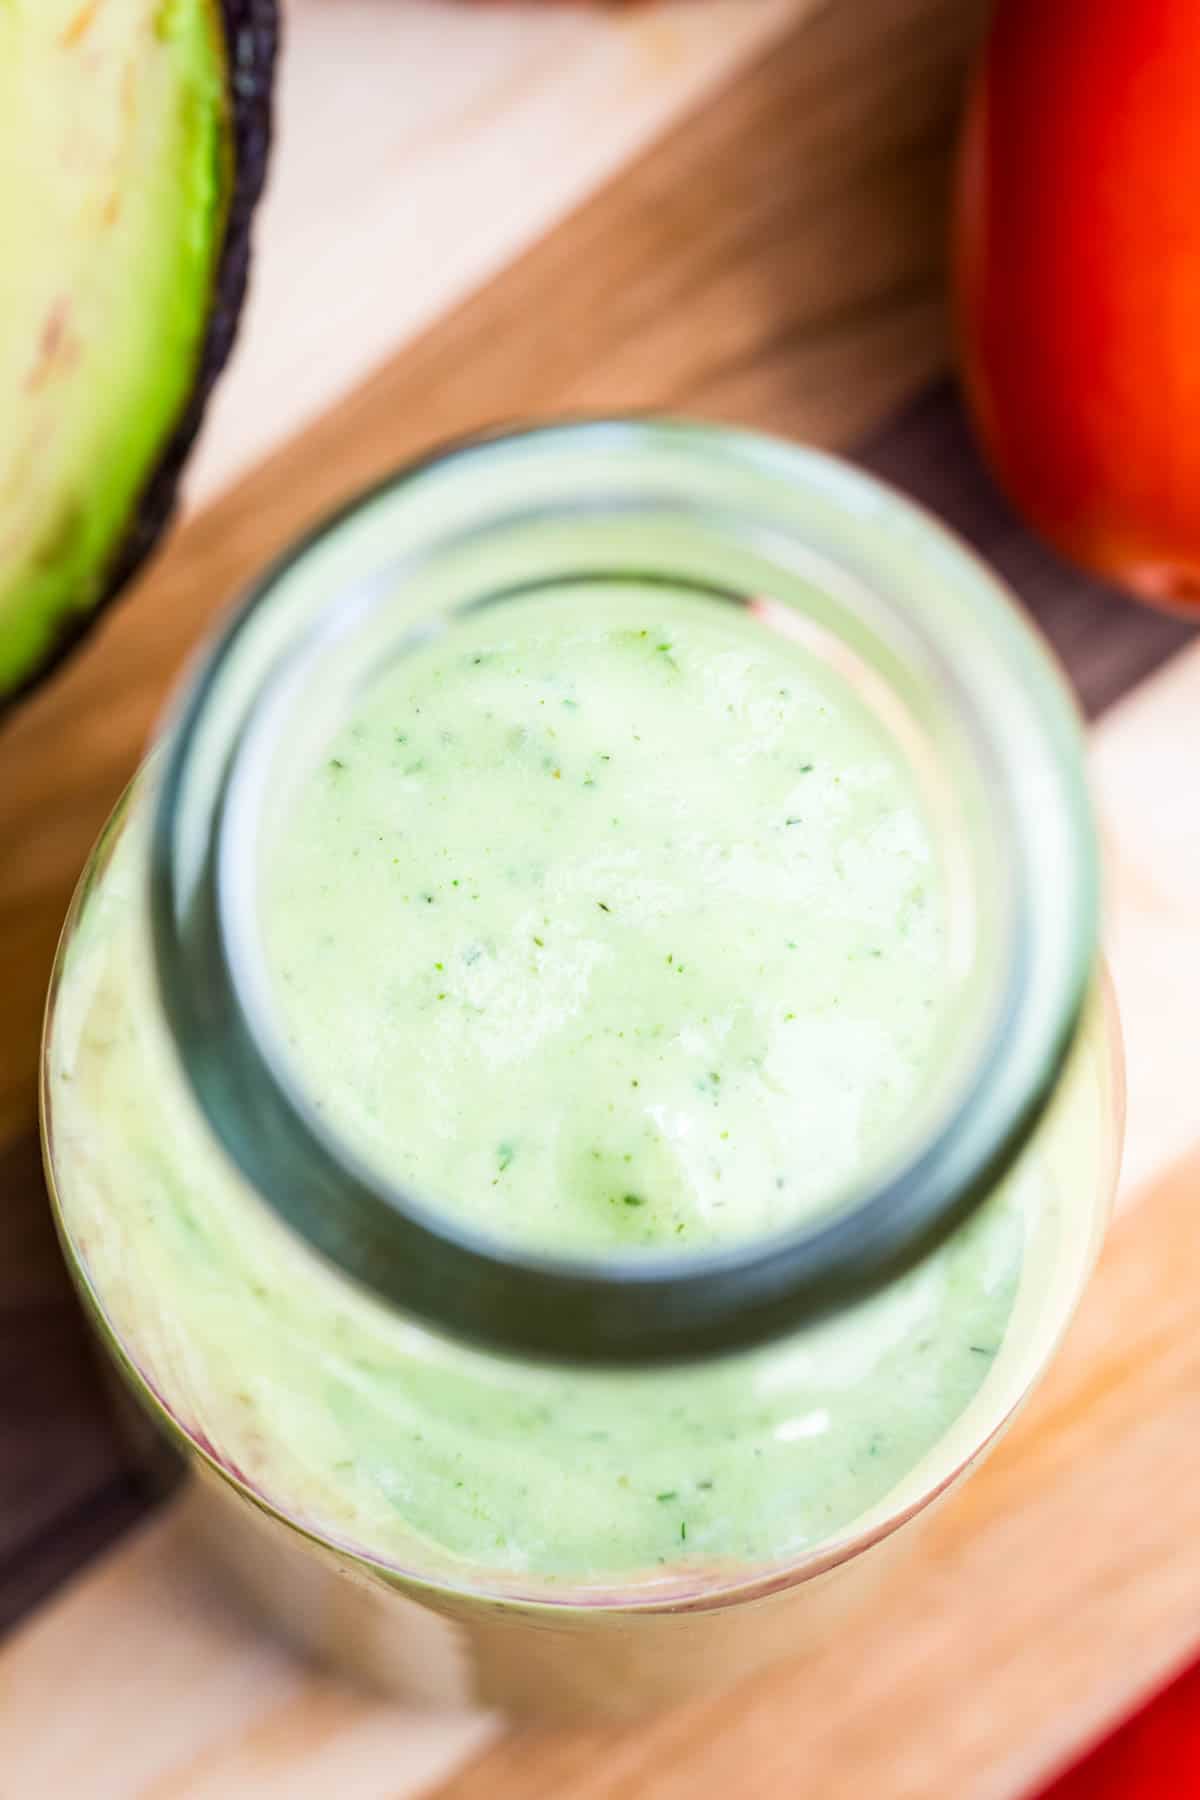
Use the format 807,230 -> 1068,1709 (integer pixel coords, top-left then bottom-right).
954,0 -> 1200,611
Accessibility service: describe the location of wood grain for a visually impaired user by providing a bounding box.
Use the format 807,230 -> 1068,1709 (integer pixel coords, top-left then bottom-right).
189,0 -> 821,508
1090,647 -> 1200,1201
0,1506 -> 501,1800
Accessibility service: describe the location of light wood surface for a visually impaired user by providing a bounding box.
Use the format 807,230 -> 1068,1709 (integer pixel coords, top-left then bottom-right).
4,1 -> 1200,1796
1092,651 -> 1200,1200
189,0 -> 817,510
0,1508 -> 501,1800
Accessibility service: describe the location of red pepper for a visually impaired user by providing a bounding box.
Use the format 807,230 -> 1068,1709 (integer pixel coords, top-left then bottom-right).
954,0 -> 1200,612
1038,1658 -> 1200,1800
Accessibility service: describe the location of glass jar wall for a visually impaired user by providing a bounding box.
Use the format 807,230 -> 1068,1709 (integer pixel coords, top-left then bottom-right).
41,422 -> 1122,1715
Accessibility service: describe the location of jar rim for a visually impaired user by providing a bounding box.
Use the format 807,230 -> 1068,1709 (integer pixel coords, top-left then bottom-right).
148,416 -> 1099,1366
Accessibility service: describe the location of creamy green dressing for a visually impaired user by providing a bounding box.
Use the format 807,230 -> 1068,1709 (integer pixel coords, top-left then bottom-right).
48,583 -> 1029,1593
266,588 -> 948,1251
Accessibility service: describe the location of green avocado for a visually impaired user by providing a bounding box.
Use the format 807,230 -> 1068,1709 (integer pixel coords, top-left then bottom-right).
0,0 -> 276,707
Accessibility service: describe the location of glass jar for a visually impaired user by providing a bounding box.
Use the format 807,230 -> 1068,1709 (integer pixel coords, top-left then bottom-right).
42,420 -> 1121,1717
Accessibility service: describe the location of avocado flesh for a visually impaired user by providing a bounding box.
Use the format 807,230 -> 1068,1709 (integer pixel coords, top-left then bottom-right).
0,1 -> 232,700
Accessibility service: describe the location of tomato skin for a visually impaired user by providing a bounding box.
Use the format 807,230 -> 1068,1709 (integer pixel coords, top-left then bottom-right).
954,0 -> 1200,611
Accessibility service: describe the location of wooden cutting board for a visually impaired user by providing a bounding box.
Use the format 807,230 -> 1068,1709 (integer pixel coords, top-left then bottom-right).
3,2 -> 1200,1795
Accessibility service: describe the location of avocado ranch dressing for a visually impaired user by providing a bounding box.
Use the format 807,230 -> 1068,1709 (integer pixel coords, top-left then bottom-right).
49,581 -> 1034,1592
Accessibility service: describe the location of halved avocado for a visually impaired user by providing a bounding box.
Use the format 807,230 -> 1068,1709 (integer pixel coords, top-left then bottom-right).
0,0 -> 276,707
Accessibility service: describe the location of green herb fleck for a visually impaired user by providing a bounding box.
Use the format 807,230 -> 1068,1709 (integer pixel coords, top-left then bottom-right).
597,900 -> 611,913
622,1193 -> 645,1208
656,1491 -> 677,1502
497,1143 -> 515,1173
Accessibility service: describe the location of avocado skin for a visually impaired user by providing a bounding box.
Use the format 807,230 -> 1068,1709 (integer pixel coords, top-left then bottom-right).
1,0 -> 278,718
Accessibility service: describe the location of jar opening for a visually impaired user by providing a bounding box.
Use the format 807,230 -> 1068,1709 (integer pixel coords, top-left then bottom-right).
149,419 -> 1099,1365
